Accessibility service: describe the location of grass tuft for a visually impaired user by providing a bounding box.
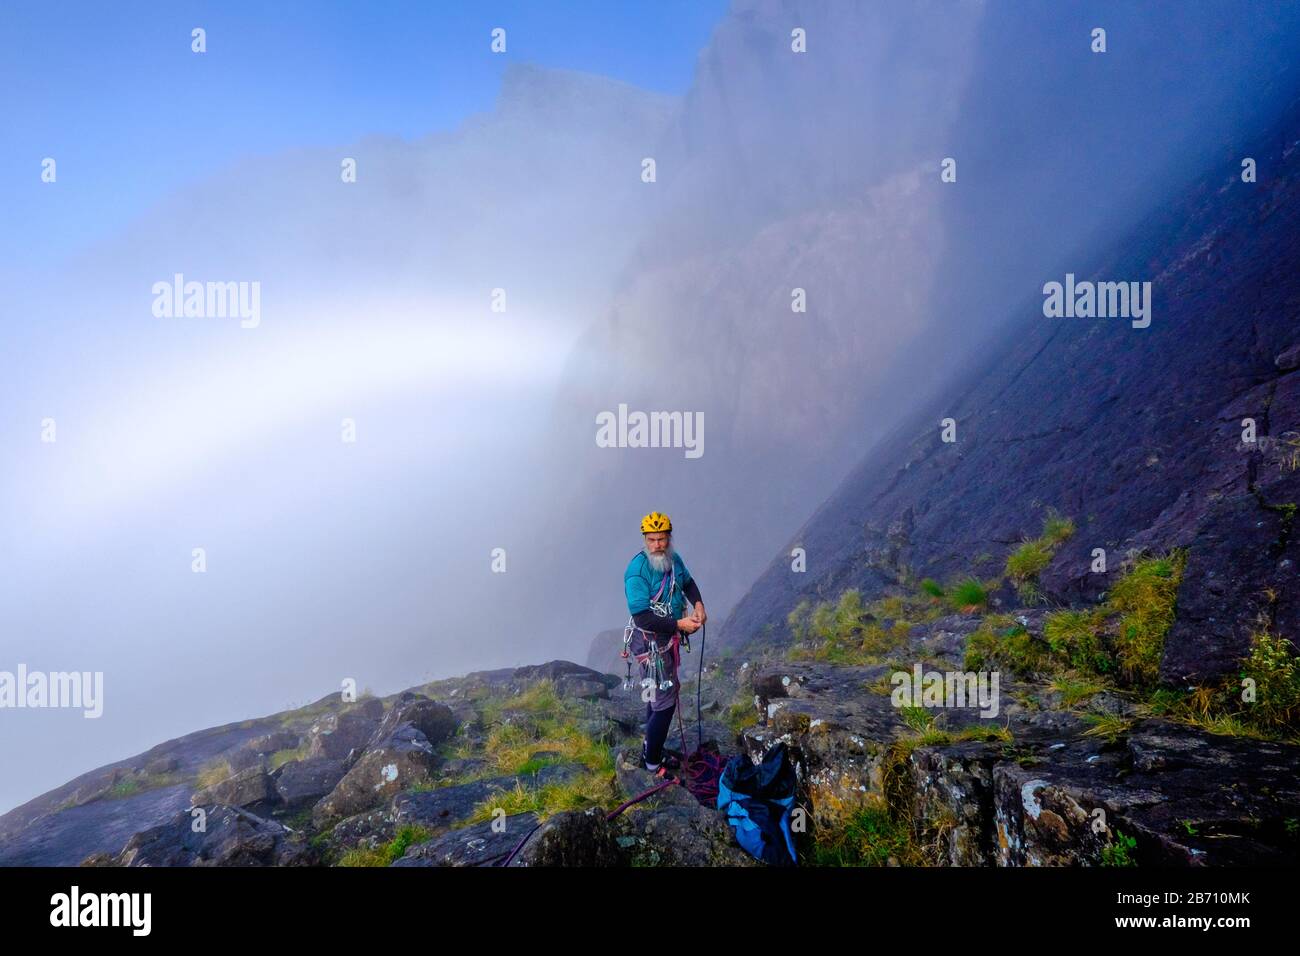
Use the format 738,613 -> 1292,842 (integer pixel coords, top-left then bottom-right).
1109,552 -> 1185,687
337,824 -> 432,867
1005,509 -> 1075,602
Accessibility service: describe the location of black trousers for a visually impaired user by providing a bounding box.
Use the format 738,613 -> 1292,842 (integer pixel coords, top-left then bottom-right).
642,700 -> 676,764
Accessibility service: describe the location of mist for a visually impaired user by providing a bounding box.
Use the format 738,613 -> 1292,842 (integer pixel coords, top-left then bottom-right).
3,0 -> 1299,817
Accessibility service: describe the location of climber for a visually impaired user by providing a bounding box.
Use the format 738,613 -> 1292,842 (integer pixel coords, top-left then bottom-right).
623,511 -> 706,775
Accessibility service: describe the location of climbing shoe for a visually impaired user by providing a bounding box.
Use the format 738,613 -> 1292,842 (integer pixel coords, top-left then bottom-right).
642,753 -> 681,772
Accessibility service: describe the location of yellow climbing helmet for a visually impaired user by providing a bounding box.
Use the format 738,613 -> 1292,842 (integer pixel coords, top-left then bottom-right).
640,511 -> 672,534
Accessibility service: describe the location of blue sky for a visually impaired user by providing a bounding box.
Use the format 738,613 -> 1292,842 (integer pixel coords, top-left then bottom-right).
0,0 -> 728,269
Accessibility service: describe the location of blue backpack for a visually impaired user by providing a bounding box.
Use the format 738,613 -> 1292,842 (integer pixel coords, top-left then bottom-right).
717,742 -> 799,866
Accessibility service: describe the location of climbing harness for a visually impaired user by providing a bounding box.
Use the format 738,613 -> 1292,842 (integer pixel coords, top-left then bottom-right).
620,558 -> 689,694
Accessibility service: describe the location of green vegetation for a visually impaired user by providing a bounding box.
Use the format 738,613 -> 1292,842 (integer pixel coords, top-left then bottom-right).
1101,830 -> 1138,867
968,551 -> 1186,692
964,615 -> 1048,677
788,525 -> 1300,866
458,679 -> 619,824
99,768 -> 187,803
726,698 -> 759,733
1109,552 -> 1185,686
865,672 -> 895,696
1240,630 -> 1300,732
107,778 -> 143,799
786,588 -> 957,665
1139,629 -> 1300,743
478,682 -> 611,777
337,824 -> 432,867
268,742 -> 312,771
951,546 -> 1300,749
1044,609 -> 1112,675
195,758 -> 233,790
786,590 -> 912,665
1005,510 -> 1075,603
279,806 -> 315,832
949,578 -> 990,612
1048,674 -> 1106,708
1081,713 -> 1135,743
1277,432 -> 1300,472
899,705 -> 933,732
810,796 -> 933,866
1041,511 -> 1076,546
468,771 -> 616,823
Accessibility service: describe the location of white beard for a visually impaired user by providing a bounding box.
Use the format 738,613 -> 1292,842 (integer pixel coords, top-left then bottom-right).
645,547 -> 673,573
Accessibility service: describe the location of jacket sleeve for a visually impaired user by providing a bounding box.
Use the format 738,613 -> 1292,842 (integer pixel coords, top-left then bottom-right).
683,578 -> 702,606
633,609 -> 681,636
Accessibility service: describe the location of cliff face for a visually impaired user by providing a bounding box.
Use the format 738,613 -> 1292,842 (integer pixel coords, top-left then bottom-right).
540,0 -> 1300,648
720,90 -> 1300,688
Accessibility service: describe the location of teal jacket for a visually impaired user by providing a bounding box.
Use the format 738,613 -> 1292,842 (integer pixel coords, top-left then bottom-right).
624,550 -> 693,622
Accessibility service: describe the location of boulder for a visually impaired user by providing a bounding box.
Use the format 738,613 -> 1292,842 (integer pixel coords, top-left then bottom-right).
350,697 -> 386,721
555,676 -> 610,701
597,684 -> 652,734
245,731 -> 300,754
509,807 -> 624,866
323,806 -> 397,854
391,813 -> 540,866
438,757 -> 489,778
513,660 -> 613,683
311,724 -> 440,825
226,748 -> 266,773
391,764 -> 582,829
612,748 -> 757,866
143,756 -> 180,776
307,710 -> 381,763
114,805 -> 310,866
577,717 -> 623,745
370,692 -> 458,751
191,766 -> 278,812
391,784 -> 505,832
272,757 -> 345,810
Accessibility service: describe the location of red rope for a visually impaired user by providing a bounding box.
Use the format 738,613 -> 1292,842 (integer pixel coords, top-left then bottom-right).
605,777 -> 679,820
674,705 -> 726,806
603,706 -> 724,822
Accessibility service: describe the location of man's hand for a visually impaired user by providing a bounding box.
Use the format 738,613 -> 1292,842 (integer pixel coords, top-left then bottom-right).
677,616 -> 702,635
692,602 -> 707,626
